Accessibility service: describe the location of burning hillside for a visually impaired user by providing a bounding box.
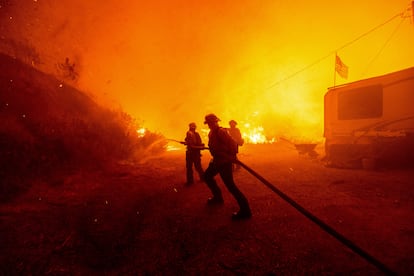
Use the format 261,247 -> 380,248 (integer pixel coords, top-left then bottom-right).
1,2 -> 414,274
0,53 -> 165,201
2,1 -> 413,143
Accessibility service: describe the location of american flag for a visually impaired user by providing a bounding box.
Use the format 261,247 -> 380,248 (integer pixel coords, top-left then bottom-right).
335,55 -> 348,79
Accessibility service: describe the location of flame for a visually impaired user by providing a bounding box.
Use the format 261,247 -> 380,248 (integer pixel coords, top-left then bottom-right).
240,123 -> 278,144
242,124 -> 267,144
236,111 -> 278,144
136,128 -> 146,138
3,1 -> 412,145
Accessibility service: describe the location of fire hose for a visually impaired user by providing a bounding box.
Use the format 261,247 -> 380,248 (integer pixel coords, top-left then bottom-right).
235,159 -> 395,275
167,139 -> 209,150
168,138 -> 394,274
167,138 -> 186,145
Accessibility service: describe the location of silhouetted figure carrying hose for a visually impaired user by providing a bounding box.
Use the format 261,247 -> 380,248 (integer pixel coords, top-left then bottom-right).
203,113 -> 251,220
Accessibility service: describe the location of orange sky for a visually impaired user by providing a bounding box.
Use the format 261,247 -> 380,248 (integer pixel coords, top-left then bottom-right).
1,0 -> 413,142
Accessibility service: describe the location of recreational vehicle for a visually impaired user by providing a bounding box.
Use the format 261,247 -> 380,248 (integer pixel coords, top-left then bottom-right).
324,67 -> 414,168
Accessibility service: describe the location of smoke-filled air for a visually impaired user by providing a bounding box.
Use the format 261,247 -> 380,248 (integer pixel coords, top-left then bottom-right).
2,2 -> 414,274
1,0 -> 414,143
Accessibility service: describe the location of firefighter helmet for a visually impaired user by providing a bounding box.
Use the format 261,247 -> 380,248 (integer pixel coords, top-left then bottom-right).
204,113 -> 220,124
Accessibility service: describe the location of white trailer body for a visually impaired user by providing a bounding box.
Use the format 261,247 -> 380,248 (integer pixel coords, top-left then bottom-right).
324,67 -> 414,168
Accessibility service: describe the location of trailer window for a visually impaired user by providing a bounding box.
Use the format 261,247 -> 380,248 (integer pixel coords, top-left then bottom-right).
338,85 -> 383,120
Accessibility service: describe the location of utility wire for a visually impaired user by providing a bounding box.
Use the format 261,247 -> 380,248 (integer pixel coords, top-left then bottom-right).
266,10 -> 406,90
335,12 -> 405,52
360,14 -> 407,78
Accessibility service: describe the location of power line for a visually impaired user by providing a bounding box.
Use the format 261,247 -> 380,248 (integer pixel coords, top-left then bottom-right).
265,9 -> 407,90
335,12 -> 405,52
360,14 -> 407,78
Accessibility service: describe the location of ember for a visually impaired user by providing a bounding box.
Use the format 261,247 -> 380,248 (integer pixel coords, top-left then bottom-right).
136,128 -> 146,138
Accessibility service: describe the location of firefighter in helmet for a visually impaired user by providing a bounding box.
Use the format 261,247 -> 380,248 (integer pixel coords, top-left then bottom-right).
228,119 -> 244,171
184,122 -> 205,185
203,113 -> 251,220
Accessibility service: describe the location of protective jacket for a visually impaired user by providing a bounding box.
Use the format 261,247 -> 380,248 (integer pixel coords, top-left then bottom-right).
228,127 -> 244,146
185,130 -> 203,152
208,127 -> 237,165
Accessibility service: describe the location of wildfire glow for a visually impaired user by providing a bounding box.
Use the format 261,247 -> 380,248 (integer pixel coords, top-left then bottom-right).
1,1 -> 413,144
242,124 -> 267,144
136,128 -> 146,138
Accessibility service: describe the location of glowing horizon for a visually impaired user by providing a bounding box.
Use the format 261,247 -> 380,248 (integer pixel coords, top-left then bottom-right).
1,1 -> 413,142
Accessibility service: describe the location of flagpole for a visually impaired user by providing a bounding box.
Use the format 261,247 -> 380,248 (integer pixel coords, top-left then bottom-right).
333,53 -> 337,87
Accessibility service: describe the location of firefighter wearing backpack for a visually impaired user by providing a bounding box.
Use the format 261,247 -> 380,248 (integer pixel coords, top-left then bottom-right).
203,113 -> 251,220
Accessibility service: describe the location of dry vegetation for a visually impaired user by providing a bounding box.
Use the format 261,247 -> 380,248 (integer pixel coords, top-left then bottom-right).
0,53 -> 165,201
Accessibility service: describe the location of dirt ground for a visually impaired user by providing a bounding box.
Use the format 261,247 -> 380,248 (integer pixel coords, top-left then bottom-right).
1,142 -> 413,275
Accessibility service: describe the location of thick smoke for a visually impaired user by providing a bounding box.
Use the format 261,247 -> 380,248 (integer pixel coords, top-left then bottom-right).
1,0 -> 413,142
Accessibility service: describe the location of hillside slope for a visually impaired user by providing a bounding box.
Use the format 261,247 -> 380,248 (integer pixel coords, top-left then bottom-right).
0,53 -> 164,201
